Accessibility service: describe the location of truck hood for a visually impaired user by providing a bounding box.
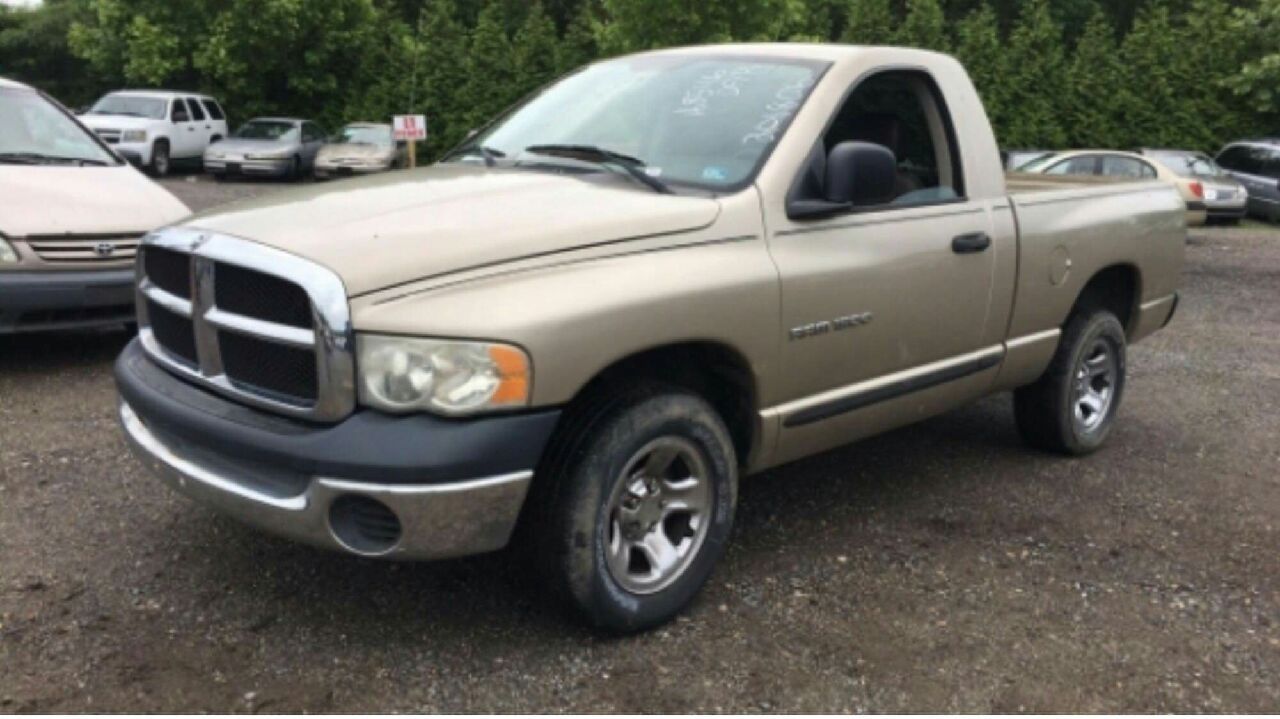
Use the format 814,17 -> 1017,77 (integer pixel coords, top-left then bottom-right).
0,165 -> 190,237
184,163 -> 722,296
317,143 -> 392,161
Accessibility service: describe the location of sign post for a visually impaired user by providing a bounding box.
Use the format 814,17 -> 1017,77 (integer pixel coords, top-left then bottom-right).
393,115 -> 428,169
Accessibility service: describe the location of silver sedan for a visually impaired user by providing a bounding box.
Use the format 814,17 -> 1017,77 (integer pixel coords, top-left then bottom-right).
204,117 -> 327,181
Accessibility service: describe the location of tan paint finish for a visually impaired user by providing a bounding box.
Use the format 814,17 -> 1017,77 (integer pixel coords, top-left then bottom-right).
160,44 -> 1185,474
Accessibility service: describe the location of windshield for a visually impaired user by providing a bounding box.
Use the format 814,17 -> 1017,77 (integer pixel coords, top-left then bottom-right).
334,125 -> 392,146
235,121 -> 297,140
453,54 -> 828,191
88,94 -> 167,119
1149,151 -> 1222,178
0,88 -> 118,166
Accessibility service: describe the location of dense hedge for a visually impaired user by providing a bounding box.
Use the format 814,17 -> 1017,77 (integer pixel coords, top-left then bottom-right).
2,0 -> 1278,158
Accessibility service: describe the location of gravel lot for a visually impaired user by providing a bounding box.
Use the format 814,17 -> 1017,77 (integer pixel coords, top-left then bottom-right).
1,172 -> 1277,712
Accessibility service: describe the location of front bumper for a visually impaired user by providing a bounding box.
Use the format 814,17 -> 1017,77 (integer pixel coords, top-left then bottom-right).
0,268 -> 135,333
205,157 -> 293,177
115,339 -> 561,559
314,162 -> 390,179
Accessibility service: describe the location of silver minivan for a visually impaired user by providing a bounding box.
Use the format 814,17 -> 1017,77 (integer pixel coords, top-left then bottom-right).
1216,141 -> 1280,223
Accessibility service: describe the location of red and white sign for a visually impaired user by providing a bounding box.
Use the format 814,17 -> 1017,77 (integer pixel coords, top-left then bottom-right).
393,115 -> 428,141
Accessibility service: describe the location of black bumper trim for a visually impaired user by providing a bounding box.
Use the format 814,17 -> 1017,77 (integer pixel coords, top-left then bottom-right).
1162,292 -> 1180,329
115,338 -> 561,484
0,268 -> 135,333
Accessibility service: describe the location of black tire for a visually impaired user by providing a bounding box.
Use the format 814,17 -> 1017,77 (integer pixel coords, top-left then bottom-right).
1014,309 -> 1127,456
528,383 -> 738,633
149,140 -> 170,177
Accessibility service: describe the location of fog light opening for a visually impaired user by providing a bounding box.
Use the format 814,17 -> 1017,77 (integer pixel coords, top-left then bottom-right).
328,494 -> 402,556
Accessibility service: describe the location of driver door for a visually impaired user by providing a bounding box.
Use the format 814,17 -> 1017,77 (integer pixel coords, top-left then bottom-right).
766,69 -> 1012,462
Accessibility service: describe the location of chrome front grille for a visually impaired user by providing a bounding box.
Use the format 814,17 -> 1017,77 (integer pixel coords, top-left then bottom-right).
27,233 -> 142,263
94,129 -> 122,144
136,229 -> 355,422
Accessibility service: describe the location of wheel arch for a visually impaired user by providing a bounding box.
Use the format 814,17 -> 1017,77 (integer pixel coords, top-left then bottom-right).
1069,263 -> 1142,337
559,340 -> 761,469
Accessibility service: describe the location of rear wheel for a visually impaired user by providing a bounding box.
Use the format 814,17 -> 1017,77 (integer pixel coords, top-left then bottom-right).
529,384 -> 737,633
1014,309 -> 1127,455
149,140 -> 170,177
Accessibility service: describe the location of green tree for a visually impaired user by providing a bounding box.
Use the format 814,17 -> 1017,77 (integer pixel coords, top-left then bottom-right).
460,1 -> 517,130
0,0 -> 95,105
192,0 -> 382,128
69,0 -> 215,88
953,4 -> 1005,135
514,2 -> 559,90
894,0 -> 947,51
413,0 -> 472,157
840,0 -> 894,44
1063,8 -> 1122,147
1115,2 -> 1198,148
597,0 -> 804,53
555,0 -> 599,73
1000,0 -> 1067,148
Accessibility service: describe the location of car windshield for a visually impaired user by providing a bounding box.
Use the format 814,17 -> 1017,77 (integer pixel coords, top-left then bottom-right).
88,94 -> 167,119
235,121 -> 297,140
1149,151 -> 1222,178
334,125 -> 392,146
452,54 -> 828,191
0,88 -> 118,166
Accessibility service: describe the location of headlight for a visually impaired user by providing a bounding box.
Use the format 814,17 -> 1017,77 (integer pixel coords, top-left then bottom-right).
122,129 -> 147,143
0,236 -> 19,264
358,335 -> 531,416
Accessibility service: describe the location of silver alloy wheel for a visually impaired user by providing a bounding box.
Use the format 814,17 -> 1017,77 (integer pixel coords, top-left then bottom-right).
1073,338 -> 1117,432
604,436 -> 713,595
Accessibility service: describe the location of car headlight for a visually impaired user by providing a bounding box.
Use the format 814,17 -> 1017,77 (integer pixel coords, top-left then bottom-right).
0,236 -> 19,264
358,335 -> 531,416
122,129 -> 147,143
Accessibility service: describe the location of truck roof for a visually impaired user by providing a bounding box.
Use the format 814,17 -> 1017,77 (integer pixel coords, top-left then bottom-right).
106,89 -> 217,100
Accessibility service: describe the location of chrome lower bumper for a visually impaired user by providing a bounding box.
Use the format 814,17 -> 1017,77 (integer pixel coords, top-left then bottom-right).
119,401 -> 533,560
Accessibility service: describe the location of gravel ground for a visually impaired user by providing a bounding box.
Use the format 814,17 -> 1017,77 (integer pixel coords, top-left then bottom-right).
1,173 -> 1277,712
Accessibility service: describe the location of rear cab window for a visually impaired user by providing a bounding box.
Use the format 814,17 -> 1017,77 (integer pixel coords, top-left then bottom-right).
201,99 -> 225,121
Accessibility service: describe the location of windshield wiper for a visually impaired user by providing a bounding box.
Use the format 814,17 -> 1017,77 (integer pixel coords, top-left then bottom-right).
0,152 -> 110,167
523,144 -> 673,195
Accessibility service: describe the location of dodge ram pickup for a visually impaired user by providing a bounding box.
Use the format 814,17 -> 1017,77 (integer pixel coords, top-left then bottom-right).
115,45 -> 1185,632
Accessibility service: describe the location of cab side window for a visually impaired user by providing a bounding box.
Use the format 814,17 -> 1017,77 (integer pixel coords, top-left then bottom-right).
185,98 -> 206,122
796,70 -> 964,210
202,100 -> 226,121
170,100 -> 190,122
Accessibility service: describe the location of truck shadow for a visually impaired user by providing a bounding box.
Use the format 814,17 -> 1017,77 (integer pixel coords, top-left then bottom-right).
162,393 -> 1046,647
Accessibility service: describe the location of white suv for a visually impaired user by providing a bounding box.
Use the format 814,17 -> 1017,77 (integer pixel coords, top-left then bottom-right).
80,91 -> 229,177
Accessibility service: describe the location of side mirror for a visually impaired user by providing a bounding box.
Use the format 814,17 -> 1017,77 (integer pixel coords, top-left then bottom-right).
788,141 -> 899,220
825,141 -> 898,206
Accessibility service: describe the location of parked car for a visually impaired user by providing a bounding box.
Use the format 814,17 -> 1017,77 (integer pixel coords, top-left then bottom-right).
1017,150 -> 1208,226
0,77 -> 189,334
314,122 -> 407,180
79,90 -> 228,177
1002,148 -> 1053,171
115,45 -> 1184,632
1139,149 -> 1248,225
203,117 -> 327,181
1215,140 -> 1280,224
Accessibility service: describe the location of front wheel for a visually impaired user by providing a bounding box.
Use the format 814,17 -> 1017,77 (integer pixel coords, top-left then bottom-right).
530,385 -> 737,633
149,141 -> 170,177
1014,309 -> 1127,455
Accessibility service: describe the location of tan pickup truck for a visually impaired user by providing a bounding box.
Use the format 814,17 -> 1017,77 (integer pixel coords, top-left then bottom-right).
115,45 -> 1185,632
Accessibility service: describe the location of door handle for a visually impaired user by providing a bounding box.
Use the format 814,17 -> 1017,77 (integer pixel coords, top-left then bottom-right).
952,232 -> 991,254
